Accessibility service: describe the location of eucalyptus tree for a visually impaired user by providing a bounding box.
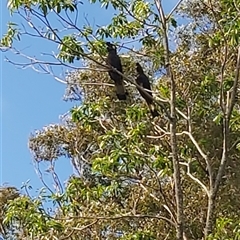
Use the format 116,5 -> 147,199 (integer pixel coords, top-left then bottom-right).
1,0 -> 240,239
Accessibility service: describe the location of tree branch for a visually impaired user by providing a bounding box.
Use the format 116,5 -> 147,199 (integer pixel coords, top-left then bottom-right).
155,1 -> 184,239
167,0 -> 184,20
227,45 -> 240,117
179,162 -> 209,196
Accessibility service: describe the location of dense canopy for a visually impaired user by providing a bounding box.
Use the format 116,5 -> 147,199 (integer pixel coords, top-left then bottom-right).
1,0 -> 240,239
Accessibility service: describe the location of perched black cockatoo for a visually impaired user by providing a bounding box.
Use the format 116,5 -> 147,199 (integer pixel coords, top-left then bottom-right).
136,63 -> 159,118
106,42 -> 127,100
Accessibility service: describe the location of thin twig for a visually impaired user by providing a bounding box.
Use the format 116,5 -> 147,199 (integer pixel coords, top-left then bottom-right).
60,220 -> 98,240
167,0 -> 184,20
179,162 -> 209,196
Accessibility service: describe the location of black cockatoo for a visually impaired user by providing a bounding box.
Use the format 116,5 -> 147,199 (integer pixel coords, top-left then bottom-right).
106,42 -> 127,100
136,63 -> 159,118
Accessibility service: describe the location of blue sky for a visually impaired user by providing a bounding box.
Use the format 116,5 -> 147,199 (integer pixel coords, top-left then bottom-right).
1,0 -> 177,194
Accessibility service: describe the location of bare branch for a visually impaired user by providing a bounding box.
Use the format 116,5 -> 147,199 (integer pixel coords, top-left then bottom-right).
60,220 -> 98,240
32,161 -> 63,210
176,108 -> 188,120
179,162 -> 209,196
182,131 -> 207,160
145,163 -> 177,223
155,0 -> 184,238
167,0 -> 184,20
54,213 -> 177,228
227,45 -> 240,117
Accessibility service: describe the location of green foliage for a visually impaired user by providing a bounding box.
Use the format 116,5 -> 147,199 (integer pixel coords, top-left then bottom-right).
2,0 -> 240,239
122,230 -> 155,240
3,194 -> 65,238
170,17 -> 177,28
0,22 -> 20,47
207,217 -> 240,240
58,36 -> 84,63
7,0 -> 77,15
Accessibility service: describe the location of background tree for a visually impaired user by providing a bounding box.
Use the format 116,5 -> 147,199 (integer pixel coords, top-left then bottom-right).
1,0 -> 240,239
